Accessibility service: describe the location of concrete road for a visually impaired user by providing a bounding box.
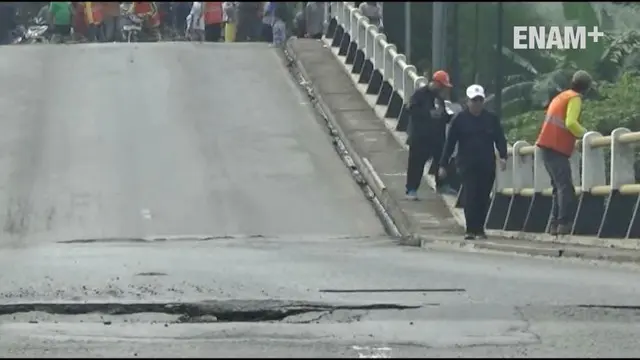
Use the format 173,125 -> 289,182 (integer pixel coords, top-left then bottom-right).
2,43 -> 640,357
0,42 -> 383,244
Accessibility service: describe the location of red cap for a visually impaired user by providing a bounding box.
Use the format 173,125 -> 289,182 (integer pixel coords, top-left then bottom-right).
432,70 -> 452,88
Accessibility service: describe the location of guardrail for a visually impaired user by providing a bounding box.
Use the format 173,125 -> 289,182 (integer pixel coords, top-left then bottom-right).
324,2 -> 640,240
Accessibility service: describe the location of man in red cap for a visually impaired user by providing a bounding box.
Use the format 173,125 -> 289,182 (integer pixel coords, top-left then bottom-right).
405,70 -> 453,201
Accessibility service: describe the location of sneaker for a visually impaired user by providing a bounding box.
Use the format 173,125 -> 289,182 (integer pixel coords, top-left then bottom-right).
475,233 -> 488,240
405,190 -> 418,201
464,233 -> 475,240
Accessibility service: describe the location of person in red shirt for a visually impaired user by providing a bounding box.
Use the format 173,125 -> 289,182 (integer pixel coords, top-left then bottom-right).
203,2 -> 223,42
132,2 -> 161,41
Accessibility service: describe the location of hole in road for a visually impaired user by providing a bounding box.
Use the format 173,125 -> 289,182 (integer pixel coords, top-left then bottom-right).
0,300 -> 426,323
319,288 -> 466,293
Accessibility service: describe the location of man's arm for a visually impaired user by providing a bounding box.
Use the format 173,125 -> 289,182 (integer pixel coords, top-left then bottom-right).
439,113 -> 461,167
492,113 -> 508,160
565,96 -> 587,138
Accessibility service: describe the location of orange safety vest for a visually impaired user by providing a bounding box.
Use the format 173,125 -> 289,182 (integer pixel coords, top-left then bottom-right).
84,2 -> 104,25
204,2 -> 223,25
535,89 -> 580,157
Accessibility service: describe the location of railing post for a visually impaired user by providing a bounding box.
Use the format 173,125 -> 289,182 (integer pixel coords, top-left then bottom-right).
522,146 -> 554,233
376,45 -> 396,107
504,141 -> 534,231
385,54 -> 405,120
599,128 -> 637,238
366,34 -> 387,95
573,132 -> 607,236
358,25 -> 378,84
485,149 -> 514,230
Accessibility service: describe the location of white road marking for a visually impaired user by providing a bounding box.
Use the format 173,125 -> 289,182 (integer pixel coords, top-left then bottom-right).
140,209 -> 152,220
352,346 -> 392,358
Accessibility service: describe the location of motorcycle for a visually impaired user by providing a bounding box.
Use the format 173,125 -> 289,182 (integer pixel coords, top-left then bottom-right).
10,25 -> 26,44
119,3 -> 161,43
23,17 -> 50,44
121,13 -> 144,43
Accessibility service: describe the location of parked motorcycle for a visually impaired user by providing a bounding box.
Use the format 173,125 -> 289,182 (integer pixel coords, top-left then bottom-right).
121,13 -> 144,43
22,17 -> 50,44
10,25 -> 27,44
119,3 -> 161,43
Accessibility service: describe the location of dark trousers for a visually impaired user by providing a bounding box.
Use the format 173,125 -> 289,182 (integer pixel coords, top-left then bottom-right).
87,24 -> 102,42
540,146 -> 576,227
406,142 -> 443,192
460,165 -> 495,234
236,19 -> 259,41
205,23 -> 221,42
261,23 -> 273,42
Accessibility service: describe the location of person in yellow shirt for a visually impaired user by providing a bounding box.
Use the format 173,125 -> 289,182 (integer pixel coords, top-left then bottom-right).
84,2 -> 103,42
535,70 -> 592,236
223,2 -> 237,42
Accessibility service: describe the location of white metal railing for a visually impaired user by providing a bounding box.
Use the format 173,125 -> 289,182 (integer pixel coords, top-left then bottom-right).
329,2 -> 457,115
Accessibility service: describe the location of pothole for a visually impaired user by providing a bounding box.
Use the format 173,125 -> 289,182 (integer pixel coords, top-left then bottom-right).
0,299 -> 425,323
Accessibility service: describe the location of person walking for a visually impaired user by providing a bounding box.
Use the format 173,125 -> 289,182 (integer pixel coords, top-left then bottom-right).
358,2 -> 381,29
271,2 -> 288,48
48,1 -> 73,44
304,1 -> 324,39
186,1 -> 205,42
175,1 -> 191,38
261,1 -> 275,43
404,70 -> 452,201
235,2 -> 260,42
84,2 -> 104,42
438,84 -> 508,240
101,2 -> 120,42
203,2 -> 223,42
222,2 -> 237,42
535,70 -> 592,236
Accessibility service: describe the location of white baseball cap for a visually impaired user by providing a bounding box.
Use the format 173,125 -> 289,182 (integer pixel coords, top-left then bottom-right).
466,84 -> 486,100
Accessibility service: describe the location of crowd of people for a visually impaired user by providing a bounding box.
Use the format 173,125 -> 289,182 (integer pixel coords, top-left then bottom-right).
0,2 -> 334,46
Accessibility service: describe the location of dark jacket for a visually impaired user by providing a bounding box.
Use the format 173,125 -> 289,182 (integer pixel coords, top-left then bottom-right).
407,85 -> 449,147
439,108 -> 508,171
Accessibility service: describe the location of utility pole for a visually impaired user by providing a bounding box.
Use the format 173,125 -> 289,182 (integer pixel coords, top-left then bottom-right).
432,2 -> 447,72
451,2 -> 459,99
495,2 -> 504,118
404,2 -> 411,62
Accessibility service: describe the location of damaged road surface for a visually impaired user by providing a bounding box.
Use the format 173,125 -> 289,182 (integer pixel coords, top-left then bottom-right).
2,44 -> 640,357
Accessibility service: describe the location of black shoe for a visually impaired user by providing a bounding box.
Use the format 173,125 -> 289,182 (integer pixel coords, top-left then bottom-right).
464,233 -> 475,240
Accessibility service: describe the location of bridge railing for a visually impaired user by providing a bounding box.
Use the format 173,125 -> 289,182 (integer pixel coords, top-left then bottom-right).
324,2 -> 640,240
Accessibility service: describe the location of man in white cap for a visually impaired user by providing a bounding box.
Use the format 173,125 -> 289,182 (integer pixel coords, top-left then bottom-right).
438,84 -> 508,240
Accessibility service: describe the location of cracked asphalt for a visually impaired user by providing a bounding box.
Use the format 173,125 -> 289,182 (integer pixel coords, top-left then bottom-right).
1,43 -> 640,357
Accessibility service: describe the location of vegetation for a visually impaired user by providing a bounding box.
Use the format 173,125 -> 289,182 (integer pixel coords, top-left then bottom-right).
381,2 -> 640,142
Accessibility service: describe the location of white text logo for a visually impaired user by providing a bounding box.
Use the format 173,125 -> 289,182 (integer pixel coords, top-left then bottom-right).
513,26 -> 605,50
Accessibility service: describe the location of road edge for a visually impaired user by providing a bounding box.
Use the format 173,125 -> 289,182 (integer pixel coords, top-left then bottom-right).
282,41 -> 416,244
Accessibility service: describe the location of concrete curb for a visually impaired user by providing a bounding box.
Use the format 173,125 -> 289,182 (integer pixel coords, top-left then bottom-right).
419,235 -> 640,264
283,40 -> 420,245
